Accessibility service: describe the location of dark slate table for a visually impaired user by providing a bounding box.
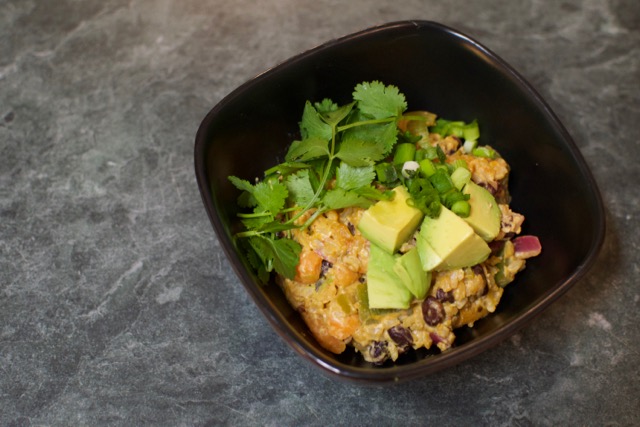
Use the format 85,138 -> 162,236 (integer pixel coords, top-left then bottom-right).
2,0 -> 638,425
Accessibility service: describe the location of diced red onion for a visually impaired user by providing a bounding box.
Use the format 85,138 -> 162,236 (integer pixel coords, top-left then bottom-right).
429,332 -> 445,345
513,235 -> 542,259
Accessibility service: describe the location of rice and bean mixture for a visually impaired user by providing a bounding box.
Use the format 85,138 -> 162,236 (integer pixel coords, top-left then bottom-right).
278,135 -> 537,364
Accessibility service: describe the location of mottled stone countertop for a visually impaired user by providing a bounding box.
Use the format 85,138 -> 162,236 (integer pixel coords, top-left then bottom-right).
1,0 -> 638,425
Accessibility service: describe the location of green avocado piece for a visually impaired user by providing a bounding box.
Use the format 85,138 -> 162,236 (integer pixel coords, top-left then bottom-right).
462,181 -> 501,241
416,233 -> 443,271
393,247 -> 431,300
420,205 -> 491,270
366,243 -> 413,309
357,186 -> 424,254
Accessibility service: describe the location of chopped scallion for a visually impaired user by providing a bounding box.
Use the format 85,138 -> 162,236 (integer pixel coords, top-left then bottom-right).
451,200 -> 471,217
429,169 -> 454,193
401,161 -> 420,179
419,159 -> 437,177
472,146 -> 497,159
463,139 -> 478,153
452,159 -> 469,170
375,162 -> 398,183
450,167 -> 471,190
393,143 -> 416,165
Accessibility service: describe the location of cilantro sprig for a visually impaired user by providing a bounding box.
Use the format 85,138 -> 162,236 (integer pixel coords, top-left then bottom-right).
229,81 -> 407,281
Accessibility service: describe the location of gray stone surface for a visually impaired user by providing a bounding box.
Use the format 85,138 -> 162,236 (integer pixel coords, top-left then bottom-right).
1,0 -> 638,425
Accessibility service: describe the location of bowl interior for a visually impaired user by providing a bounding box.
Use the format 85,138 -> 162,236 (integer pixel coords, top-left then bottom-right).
195,21 -> 605,383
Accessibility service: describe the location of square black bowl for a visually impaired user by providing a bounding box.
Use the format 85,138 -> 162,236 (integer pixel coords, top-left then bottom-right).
194,21 -> 605,384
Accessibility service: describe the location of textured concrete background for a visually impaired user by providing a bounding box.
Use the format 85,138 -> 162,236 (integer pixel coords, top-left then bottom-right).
1,0 -> 639,425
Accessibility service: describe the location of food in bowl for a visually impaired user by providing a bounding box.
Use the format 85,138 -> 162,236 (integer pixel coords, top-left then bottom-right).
228,81 -> 541,364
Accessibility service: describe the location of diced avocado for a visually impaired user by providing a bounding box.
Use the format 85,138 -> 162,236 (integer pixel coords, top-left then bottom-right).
420,205 -> 491,270
366,243 -> 412,309
416,233 -> 443,271
393,247 -> 431,300
357,186 -> 423,254
462,181 -> 501,241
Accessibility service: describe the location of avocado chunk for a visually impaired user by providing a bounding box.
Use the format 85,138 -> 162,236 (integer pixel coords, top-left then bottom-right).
416,233 -> 443,272
357,186 -> 424,254
462,181 -> 501,241
366,243 -> 412,309
420,205 -> 491,270
393,247 -> 431,300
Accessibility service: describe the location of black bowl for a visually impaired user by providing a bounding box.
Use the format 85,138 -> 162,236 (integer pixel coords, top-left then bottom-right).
194,21 -> 605,383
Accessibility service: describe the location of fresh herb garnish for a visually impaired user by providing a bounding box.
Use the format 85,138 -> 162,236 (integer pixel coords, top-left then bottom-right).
229,81 -> 407,281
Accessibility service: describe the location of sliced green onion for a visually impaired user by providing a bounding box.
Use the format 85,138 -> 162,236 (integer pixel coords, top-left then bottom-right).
451,200 -> 471,217
450,167 -> 471,190
430,118 -> 479,141
418,158 -> 437,177
463,139 -> 478,153
401,161 -> 420,179
429,169 -> 454,194
375,162 -> 398,183
393,143 -> 416,165
436,145 -> 447,164
472,146 -> 497,159
422,146 -> 439,160
435,163 -> 450,174
452,159 -> 469,170
440,188 -> 469,207
462,120 -> 480,141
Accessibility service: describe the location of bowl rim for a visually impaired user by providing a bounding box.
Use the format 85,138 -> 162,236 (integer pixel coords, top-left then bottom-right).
194,20 -> 606,384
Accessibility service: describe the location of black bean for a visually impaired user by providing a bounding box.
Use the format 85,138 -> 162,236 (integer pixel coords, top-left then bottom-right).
369,341 -> 389,363
488,240 -> 505,255
387,325 -> 413,349
320,260 -> 333,278
347,222 -> 356,235
422,296 -> 445,326
435,288 -> 454,303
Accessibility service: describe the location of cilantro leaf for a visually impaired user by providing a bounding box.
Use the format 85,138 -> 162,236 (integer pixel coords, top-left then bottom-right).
336,138 -> 385,167
300,101 -> 332,140
319,101 -> 356,127
322,188 -> 373,210
338,121 -> 397,163
335,162 -> 375,191
255,220 -> 297,234
353,185 -> 394,201
270,238 -> 302,279
264,161 -> 310,178
229,176 -> 257,208
253,180 -> 288,216
249,235 -> 301,280
314,98 -> 338,114
228,175 -> 254,193
239,215 -> 274,230
285,136 -> 330,162
286,169 -> 315,206
353,81 -> 407,119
